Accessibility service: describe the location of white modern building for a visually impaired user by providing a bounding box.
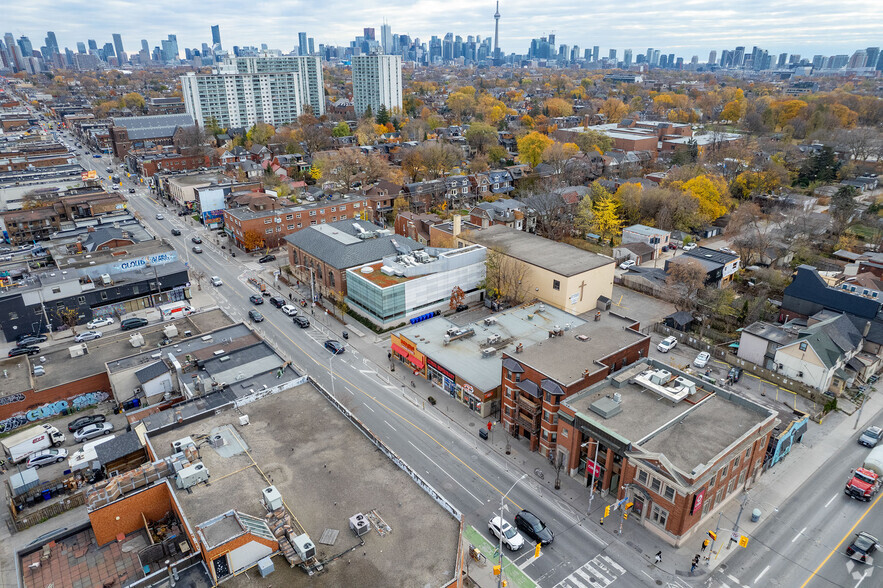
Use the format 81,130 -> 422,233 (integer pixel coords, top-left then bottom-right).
351,53 -> 402,117
346,244 -> 486,328
181,55 -> 325,128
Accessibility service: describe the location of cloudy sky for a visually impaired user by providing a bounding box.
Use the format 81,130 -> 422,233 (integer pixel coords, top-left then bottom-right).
6,0 -> 881,58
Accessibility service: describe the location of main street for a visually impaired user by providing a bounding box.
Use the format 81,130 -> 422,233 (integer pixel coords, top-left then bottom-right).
67,143 -> 665,588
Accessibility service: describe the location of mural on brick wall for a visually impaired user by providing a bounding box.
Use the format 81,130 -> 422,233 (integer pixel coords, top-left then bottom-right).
0,391 -> 110,433
0,393 -> 26,406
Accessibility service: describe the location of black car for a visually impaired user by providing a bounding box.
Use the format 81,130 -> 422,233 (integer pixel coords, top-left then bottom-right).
249,295 -> 264,305
269,296 -> 286,308
248,309 -> 264,322
514,510 -> 554,545
846,532 -> 878,563
456,304 -> 469,312
8,346 -> 40,357
129,188 -> 136,193
191,236 -> 202,244
16,334 -> 47,347
293,316 -> 310,328
171,228 -> 182,236
121,317 -> 148,331
67,413 -> 107,432
324,340 -> 345,355
258,254 -> 276,263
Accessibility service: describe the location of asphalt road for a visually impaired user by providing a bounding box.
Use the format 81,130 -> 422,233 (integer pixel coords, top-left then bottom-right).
705,405 -> 883,588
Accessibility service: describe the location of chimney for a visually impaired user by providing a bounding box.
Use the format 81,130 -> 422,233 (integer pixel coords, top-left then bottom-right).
453,214 -> 461,237
864,321 -> 871,338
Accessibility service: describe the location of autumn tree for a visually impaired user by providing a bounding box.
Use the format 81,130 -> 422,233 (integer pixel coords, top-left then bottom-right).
56,306 -> 81,334
517,131 -> 554,167
665,259 -> 708,311
449,286 -> 465,310
665,171 -> 731,223
574,194 -> 594,237
591,195 -> 624,243
482,247 -> 532,304
243,230 -> 265,251
411,142 -> 461,179
599,98 -> 629,123
247,123 -> 275,146
573,130 -> 612,154
331,121 -> 351,137
465,122 -> 499,154
541,142 -> 579,177
391,195 -> 410,219
544,97 -> 573,117
830,186 -> 858,236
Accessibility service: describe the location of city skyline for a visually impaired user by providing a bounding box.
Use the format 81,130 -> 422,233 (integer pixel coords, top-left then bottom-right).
4,0 -> 881,58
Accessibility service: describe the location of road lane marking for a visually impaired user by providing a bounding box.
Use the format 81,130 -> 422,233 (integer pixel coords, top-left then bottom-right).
362,403 -> 375,413
384,420 -> 397,432
344,387 -> 354,396
359,369 -> 377,375
408,441 -> 482,504
800,490 -> 883,587
825,494 -> 838,508
754,565 -> 769,585
728,574 -> 741,584
517,551 -> 542,569
792,527 -> 806,542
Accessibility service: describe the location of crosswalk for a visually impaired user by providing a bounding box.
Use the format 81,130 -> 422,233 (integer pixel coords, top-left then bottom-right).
554,554 -> 626,588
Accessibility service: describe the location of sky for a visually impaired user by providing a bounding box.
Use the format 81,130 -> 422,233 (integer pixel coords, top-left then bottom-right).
6,0 -> 882,59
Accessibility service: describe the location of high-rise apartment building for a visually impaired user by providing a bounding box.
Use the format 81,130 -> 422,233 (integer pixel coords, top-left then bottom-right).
298,32 -> 308,56
707,50 -> 717,65
224,55 -> 325,116
211,25 -> 221,48
381,22 -> 393,54
141,39 -> 149,53
351,52 -> 402,117
113,34 -> 125,63
623,49 -> 633,68
44,31 -> 59,55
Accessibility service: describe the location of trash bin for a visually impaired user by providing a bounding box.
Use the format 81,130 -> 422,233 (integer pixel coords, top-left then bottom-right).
751,508 -> 761,522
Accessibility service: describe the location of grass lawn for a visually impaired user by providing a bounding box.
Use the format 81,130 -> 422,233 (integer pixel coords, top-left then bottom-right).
848,224 -> 879,240
464,525 -> 537,588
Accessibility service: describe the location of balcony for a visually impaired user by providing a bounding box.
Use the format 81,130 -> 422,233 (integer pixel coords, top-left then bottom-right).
515,393 -> 541,415
515,411 -> 540,434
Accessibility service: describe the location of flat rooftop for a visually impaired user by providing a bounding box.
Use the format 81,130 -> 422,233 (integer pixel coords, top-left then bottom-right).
35,309 -> 233,391
149,381 -> 460,588
564,359 -> 774,474
462,224 -> 614,276
397,302 -> 584,392
0,355 -> 33,394
513,314 -> 648,385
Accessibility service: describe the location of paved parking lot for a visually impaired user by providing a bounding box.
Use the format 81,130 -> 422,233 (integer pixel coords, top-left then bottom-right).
647,332 -> 820,420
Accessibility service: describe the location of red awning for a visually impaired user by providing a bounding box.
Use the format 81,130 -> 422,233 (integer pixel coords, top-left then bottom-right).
392,343 -> 424,368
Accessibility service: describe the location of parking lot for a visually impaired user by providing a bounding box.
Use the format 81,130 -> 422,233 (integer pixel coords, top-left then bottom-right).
648,331 -> 821,420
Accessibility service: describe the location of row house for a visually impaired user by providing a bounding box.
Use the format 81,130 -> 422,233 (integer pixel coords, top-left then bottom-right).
404,179 -> 446,212
365,179 -> 405,223
444,175 -> 473,209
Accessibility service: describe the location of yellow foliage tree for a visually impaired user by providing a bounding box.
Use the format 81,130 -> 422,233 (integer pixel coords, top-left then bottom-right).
520,114 -> 535,129
671,175 -> 730,222
517,131 -> 554,168
591,196 -> 624,243
544,97 -> 573,117
599,98 -> 628,123
719,100 -> 744,123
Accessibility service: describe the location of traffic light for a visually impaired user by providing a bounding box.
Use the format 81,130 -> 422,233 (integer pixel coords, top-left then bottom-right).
534,543 -> 541,558
707,531 -> 717,541
493,565 -> 501,576
604,505 -> 610,517
623,512 -> 628,520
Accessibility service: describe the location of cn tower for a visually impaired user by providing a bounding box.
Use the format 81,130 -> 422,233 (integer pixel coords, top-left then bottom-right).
493,1 -> 501,65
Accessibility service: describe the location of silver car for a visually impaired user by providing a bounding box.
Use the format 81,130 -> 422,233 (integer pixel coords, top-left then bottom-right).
26,448 -> 68,468
74,422 -> 115,442
74,330 -> 102,342
859,426 -> 882,448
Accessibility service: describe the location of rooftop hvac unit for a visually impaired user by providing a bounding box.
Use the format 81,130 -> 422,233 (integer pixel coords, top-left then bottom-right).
129,333 -> 144,348
176,462 -> 209,489
163,324 -> 178,338
239,414 -> 250,426
487,333 -> 501,345
100,273 -> 112,285
349,513 -> 371,536
380,265 -> 395,276
484,317 -> 498,326
172,436 -> 195,453
413,251 -> 430,263
263,485 -> 283,511
67,343 -> 85,358
292,534 -> 316,561
481,347 -> 496,358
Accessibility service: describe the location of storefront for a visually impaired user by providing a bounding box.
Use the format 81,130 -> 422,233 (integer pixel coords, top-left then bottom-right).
390,335 -> 426,374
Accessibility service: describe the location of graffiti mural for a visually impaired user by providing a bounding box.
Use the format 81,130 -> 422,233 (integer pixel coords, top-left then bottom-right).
72,391 -> 109,410
0,393 -> 26,406
0,414 -> 28,434
27,401 -> 69,422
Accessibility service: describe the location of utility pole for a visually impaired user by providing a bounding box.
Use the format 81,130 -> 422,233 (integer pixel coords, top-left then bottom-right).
728,493 -> 749,550
618,484 -> 630,535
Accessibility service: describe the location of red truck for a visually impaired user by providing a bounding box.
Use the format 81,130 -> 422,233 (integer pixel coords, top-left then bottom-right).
845,446 -> 883,501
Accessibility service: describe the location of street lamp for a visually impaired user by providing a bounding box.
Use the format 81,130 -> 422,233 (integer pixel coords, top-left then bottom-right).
497,474 -> 527,588
329,342 -> 345,396
582,439 -> 601,514
291,263 -> 316,312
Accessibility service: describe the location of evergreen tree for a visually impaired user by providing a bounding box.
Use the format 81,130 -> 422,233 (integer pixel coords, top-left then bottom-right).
376,104 -> 390,126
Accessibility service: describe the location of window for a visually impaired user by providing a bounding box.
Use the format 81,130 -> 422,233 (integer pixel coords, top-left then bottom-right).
716,488 -> 724,505
651,477 -> 662,492
296,213 -> 301,219
664,486 -> 675,501
727,478 -> 735,495
101,292 -> 108,300
287,225 -> 294,230
265,229 -> 274,234
552,280 -> 561,291
799,342 -> 807,351
637,470 -> 649,485
708,474 -> 715,488
309,211 -> 316,216
738,471 -> 746,486
328,272 -> 335,287
745,447 -> 752,459
330,207 -> 336,212
297,223 -> 302,228
52,287 -> 61,294
332,217 -> 337,222
702,497 -> 712,517
286,214 -> 293,220
650,504 -> 668,528
561,428 -> 568,438
339,205 -> 346,211
340,215 -> 347,220
264,218 -> 272,224
514,373 -> 521,382
310,220 -> 317,226
77,296 -> 86,304
719,465 -> 728,480
732,455 -> 740,469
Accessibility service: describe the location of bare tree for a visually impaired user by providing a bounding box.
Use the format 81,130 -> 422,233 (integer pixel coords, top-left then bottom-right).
190,268 -> 206,291
834,127 -> 881,163
175,125 -> 212,156
665,259 -> 707,311
56,306 -> 80,334
483,246 -> 532,304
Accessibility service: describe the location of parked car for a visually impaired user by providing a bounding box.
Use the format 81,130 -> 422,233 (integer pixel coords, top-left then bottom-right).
120,317 -> 148,331
719,246 -> 737,255
859,427 -> 883,448
26,448 -> 68,469
87,317 -> 114,329
281,304 -> 299,316
693,352 -> 711,368
248,309 -> 264,322
192,246 -> 203,254
249,295 -> 264,305
488,516 -> 524,551
258,254 -> 276,263
9,346 -> 40,357
211,276 -> 223,287
846,532 -> 878,563
324,340 -> 345,355
456,304 -> 469,312
74,330 -> 102,342
155,213 -> 164,220
514,510 -> 554,545
67,414 -> 107,432
619,259 -> 636,270
293,316 -> 310,328
191,236 -> 202,244
74,422 -> 114,442
128,188 -> 136,193
15,334 -> 47,347
683,242 -> 697,251
269,296 -> 286,308
171,228 -> 182,236
657,336 -> 678,353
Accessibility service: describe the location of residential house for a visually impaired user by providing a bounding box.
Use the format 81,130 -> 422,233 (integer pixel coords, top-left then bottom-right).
665,246 -> 740,288
613,242 -> 656,264
622,224 -> 671,255
443,175 -> 472,209
395,212 -> 441,244
468,199 -> 534,232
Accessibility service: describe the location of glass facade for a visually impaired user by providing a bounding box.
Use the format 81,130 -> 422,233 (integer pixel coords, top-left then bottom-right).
347,273 -> 406,322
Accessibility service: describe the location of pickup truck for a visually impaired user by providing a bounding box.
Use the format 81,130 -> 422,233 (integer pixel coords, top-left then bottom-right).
845,446 -> 883,501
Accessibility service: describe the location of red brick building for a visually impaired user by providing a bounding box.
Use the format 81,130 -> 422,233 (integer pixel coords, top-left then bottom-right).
554,359 -> 778,545
500,314 -> 650,456
128,150 -> 213,177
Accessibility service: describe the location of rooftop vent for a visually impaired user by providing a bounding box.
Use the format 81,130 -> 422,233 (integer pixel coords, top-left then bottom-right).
589,394 -> 623,419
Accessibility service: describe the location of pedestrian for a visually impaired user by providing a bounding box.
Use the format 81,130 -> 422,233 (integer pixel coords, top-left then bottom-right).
690,562 -> 697,574
701,539 -> 709,552
693,555 -> 700,565
289,293 -> 292,301
654,551 -> 662,564
599,517 -> 604,526
388,352 -> 392,361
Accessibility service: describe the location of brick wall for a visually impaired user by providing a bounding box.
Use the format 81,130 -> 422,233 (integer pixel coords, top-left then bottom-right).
0,372 -> 111,422
89,481 -> 173,545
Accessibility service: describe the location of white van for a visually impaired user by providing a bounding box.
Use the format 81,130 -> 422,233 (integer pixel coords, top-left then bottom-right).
158,301 -> 194,321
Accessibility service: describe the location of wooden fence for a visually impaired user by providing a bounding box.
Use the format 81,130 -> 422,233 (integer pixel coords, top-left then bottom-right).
10,491 -> 86,532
